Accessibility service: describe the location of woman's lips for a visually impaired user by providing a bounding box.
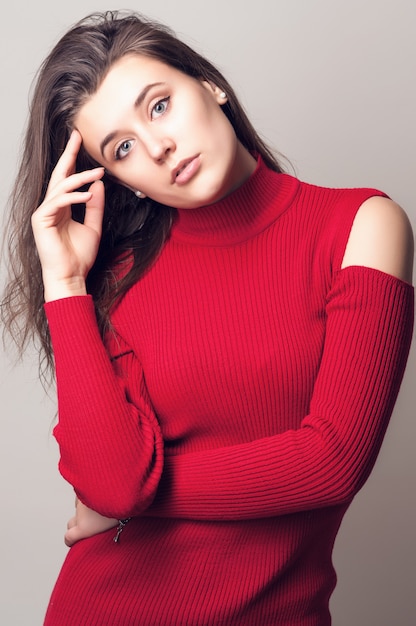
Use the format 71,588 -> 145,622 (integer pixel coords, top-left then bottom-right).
172,155 -> 201,185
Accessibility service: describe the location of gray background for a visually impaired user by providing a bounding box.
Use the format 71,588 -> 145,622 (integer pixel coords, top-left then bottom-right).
1,1 -> 414,624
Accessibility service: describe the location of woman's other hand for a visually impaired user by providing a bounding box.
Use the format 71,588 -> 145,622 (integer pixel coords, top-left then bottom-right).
31,130 -> 105,302
65,498 -> 118,547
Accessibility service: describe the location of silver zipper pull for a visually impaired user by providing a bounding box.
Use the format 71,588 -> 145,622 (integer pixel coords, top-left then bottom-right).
113,518 -> 131,543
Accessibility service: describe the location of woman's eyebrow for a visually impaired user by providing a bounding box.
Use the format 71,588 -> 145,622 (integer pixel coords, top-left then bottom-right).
99,81 -> 166,157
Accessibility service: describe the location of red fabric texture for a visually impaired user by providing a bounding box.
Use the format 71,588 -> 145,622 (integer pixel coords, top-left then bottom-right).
43,159 -> 413,625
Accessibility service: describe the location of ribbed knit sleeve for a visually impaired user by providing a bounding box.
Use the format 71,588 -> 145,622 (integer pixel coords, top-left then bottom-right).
44,296 -> 164,519
147,267 -> 414,520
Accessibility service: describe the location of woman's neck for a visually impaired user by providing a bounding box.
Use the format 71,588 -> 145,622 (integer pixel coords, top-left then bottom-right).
171,157 -> 298,246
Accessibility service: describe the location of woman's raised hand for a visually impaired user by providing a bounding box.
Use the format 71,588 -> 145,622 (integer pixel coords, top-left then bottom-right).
31,130 -> 105,302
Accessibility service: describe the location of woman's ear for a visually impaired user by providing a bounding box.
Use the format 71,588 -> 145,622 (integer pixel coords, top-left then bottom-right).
201,81 -> 228,104
107,173 -> 147,199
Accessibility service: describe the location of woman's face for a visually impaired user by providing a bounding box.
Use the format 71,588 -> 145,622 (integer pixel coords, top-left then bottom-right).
75,54 -> 256,209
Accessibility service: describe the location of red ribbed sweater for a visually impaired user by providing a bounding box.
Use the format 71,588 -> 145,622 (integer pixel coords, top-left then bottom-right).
43,158 -> 413,625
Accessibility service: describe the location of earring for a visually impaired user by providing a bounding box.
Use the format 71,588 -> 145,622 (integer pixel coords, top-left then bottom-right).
135,190 -> 146,199
219,91 -> 227,100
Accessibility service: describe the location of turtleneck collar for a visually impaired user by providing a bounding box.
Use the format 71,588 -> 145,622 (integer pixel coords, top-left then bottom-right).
170,156 -> 299,246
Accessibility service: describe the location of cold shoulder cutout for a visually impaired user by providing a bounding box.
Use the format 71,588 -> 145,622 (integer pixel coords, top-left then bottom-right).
341,196 -> 414,284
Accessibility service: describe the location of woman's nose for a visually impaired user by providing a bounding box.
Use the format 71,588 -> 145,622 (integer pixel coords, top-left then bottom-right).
142,131 -> 175,163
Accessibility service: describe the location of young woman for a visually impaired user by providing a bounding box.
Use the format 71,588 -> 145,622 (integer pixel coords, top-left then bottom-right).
1,10 -> 414,626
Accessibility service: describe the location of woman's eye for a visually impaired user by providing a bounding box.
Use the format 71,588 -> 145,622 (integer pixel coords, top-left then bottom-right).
151,97 -> 170,120
115,140 -> 134,161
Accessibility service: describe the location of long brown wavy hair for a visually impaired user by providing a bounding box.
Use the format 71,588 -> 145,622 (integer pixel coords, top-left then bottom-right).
1,10 -> 285,381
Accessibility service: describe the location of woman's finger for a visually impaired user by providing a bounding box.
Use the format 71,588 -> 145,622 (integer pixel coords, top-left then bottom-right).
46,167 -> 104,202
66,515 -> 77,530
48,130 -> 83,187
64,525 -> 81,547
32,191 -> 93,224
83,180 -> 105,236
